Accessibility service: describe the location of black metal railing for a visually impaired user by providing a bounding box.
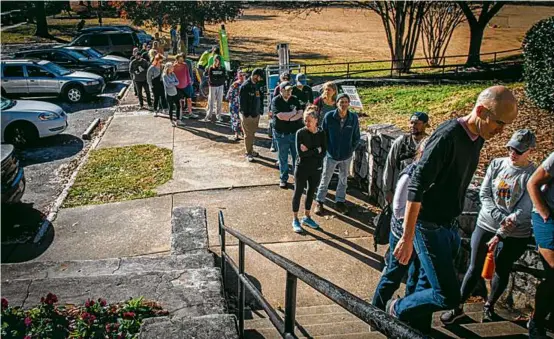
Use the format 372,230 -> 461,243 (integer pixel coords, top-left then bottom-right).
218,211 -> 426,339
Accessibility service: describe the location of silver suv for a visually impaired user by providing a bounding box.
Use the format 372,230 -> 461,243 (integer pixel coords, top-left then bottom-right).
1,60 -> 105,103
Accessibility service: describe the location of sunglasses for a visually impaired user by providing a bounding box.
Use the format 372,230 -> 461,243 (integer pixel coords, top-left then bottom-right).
508,147 -> 524,155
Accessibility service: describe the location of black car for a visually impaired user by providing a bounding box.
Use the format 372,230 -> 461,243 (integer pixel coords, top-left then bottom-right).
69,31 -> 140,58
78,25 -> 152,44
1,144 -> 25,204
15,48 -> 117,81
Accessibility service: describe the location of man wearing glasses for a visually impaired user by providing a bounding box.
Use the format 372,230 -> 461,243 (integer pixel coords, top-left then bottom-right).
388,86 -> 518,334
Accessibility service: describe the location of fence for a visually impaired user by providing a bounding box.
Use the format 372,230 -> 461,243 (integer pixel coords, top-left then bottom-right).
218,211 -> 426,339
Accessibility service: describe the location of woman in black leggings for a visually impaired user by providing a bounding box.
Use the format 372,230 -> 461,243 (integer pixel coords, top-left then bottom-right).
441,129 -> 537,324
291,105 -> 327,233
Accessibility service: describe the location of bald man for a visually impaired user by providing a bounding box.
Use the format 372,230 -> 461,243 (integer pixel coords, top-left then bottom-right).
385,86 -> 518,334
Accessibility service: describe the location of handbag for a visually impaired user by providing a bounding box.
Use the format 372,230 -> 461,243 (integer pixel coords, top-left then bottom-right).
373,204 -> 392,251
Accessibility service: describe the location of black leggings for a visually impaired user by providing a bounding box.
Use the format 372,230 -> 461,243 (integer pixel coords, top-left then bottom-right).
460,226 -> 529,307
533,253 -> 554,327
292,166 -> 321,213
152,77 -> 167,111
167,94 -> 180,121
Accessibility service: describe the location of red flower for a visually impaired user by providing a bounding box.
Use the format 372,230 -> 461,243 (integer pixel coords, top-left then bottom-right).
99,298 -> 107,307
85,299 -> 95,308
24,317 -> 32,327
43,293 -> 58,305
81,312 -> 90,320
88,314 -> 96,324
24,336 -> 31,339
1,298 -> 8,310
105,323 -> 111,332
122,311 -> 135,319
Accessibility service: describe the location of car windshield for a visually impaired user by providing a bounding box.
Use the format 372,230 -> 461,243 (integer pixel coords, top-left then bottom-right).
42,62 -> 71,76
65,49 -> 88,60
83,48 -> 104,58
1,97 -> 15,110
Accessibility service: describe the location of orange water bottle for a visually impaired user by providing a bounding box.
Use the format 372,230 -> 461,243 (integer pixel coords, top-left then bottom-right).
482,249 -> 495,280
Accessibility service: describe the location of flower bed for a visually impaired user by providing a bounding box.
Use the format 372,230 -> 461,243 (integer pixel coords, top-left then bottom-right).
1,294 -> 168,339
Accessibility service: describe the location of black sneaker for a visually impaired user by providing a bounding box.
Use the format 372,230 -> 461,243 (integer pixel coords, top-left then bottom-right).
440,307 -> 464,325
314,202 -> 325,216
482,304 -> 500,322
335,202 -> 348,214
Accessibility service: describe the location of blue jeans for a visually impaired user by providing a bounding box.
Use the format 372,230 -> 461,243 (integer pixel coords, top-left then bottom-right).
274,132 -> 297,182
394,219 -> 461,323
372,217 -> 420,311
316,155 -> 352,203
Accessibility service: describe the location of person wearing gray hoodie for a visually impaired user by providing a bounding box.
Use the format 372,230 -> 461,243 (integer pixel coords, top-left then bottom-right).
162,62 -> 180,126
441,129 -> 537,325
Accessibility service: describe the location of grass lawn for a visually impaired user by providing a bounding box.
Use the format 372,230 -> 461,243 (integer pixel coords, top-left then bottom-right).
63,145 -> 173,208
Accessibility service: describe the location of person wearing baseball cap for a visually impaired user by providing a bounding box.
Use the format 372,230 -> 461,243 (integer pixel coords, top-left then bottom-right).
239,68 -> 265,162
383,112 -> 429,205
441,128 -> 536,326
292,73 -> 314,110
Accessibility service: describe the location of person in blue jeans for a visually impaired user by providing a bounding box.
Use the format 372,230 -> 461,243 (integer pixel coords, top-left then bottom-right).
314,93 -> 360,215
271,81 -> 304,188
527,152 -> 554,339
391,86 -> 519,334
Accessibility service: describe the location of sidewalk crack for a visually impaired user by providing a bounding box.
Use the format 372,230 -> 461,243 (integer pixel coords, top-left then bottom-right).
21,280 -> 33,308
111,259 -> 122,274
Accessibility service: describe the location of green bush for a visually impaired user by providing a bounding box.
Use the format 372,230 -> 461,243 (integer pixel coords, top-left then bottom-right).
523,16 -> 554,111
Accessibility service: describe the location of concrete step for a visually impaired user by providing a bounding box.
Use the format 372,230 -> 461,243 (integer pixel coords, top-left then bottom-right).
1,251 -> 214,281
245,311 -> 362,329
139,314 -> 239,339
1,268 -> 226,319
246,320 -> 372,338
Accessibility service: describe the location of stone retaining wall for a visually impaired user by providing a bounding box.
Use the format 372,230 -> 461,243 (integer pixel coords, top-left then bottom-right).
365,124 -> 542,311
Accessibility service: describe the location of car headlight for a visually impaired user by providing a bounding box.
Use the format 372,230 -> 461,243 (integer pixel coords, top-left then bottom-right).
38,112 -> 61,120
86,80 -> 100,85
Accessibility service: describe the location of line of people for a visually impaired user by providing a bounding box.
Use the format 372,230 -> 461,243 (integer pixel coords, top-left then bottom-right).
370,85 -> 553,339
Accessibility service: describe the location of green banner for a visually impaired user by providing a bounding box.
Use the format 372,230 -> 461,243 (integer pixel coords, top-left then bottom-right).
219,25 -> 231,71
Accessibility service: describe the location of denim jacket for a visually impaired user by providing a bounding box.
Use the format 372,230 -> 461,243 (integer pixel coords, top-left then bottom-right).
322,109 -> 361,161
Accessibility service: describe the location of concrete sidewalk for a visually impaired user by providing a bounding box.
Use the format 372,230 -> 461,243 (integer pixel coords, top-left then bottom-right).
27,106 -> 384,309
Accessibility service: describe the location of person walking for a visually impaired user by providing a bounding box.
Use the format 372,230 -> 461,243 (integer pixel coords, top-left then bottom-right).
372,137 -> 429,311
390,86 -> 518,334
271,81 -> 304,188
291,106 -> 327,233
192,25 -> 201,54
239,68 -> 265,162
170,25 -> 178,55
129,47 -> 140,97
173,53 -> 197,120
226,70 -> 246,141
129,52 -> 152,110
203,57 -> 226,123
440,129 -> 537,325
527,151 -> 554,339
313,82 -> 338,126
314,93 -> 361,215
383,112 -> 429,204
162,62 -> 180,126
292,73 -> 314,110
147,54 -> 168,116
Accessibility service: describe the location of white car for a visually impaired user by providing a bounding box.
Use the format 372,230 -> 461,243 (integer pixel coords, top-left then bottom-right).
1,97 -> 68,146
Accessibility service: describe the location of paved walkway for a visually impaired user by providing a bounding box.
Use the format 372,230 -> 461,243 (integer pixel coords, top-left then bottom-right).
29,101 -> 384,308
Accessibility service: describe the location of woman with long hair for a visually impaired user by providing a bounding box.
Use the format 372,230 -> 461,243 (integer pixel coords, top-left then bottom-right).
226,69 -> 246,141
162,62 -> 180,126
147,54 -> 168,116
313,81 -> 338,126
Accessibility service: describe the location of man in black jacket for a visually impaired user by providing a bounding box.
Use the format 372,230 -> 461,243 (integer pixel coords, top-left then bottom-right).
129,52 -> 152,110
389,86 -> 518,334
239,68 -> 265,162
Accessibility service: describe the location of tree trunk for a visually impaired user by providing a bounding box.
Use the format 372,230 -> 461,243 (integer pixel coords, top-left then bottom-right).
33,1 -> 50,38
466,23 -> 485,66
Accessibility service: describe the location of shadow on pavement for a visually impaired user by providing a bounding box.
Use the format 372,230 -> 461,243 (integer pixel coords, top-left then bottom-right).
1,202 -> 55,263
16,134 -> 84,166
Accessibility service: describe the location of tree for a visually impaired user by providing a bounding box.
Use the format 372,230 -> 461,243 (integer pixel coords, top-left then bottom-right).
33,1 -> 50,38
421,2 -> 466,67
113,1 -> 244,53
458,2 -> 505,66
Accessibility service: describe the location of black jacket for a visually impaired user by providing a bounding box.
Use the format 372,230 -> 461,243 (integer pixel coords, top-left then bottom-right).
239,78 -> 262,117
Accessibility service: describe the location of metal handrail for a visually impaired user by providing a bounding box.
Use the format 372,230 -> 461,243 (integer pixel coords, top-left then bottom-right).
218,211 -> 426,339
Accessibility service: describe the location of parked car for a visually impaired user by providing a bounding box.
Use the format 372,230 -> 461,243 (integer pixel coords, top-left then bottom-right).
1,96 -> 68,146
1,144 -> 25,204
69,31 -> 140,58
79,25 -> 153,44
57,46 -> 130,74
15,48 -> 117,81
1,60 -> 105,103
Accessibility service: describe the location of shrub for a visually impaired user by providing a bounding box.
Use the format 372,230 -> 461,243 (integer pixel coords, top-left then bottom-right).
1,295 -> 168,339
523,16 -> 554,111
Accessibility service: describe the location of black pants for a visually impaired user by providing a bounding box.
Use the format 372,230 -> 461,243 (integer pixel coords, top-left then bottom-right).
292,166 -> 321,213
167,93 -> 180,120
460,226 -> 529,307
152,77 -> 167,111
534,253 -> 554,327
135,81 -> 152,107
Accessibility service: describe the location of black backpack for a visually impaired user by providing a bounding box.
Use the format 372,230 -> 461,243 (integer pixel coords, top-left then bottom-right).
373,204 -> 392,251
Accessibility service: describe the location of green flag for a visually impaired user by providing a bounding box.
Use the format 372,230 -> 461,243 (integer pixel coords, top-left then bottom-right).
219,24 -> 230,71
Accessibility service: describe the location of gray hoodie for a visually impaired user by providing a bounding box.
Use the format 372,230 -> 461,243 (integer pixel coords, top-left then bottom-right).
477,157 -> 536,238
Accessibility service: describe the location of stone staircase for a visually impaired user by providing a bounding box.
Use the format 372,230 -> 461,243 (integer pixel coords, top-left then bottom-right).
243,302 -> 553,339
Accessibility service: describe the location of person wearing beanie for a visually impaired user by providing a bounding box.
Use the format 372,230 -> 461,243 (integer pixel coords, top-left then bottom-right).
239,68 -> 265,162
292,73 -> 314,110
314,92 -> 360,215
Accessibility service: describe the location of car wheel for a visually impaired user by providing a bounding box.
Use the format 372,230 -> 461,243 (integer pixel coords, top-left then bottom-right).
65,85 -> 84,103
5,122 -> 39,147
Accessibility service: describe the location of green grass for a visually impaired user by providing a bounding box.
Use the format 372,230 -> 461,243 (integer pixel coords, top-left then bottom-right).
64,145 -> 173,208
357,82 -> 524,129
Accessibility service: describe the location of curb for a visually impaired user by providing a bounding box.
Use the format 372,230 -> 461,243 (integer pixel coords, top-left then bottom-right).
117,81 -> 131,100
81,118 -> 100,140
42,116 -> 114,230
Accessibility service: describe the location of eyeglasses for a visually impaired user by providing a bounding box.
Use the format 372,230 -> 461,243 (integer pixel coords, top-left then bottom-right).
508,147 -> 524,155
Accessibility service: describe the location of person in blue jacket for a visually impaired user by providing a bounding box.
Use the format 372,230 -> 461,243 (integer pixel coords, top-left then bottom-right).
314,93 -> 360,215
